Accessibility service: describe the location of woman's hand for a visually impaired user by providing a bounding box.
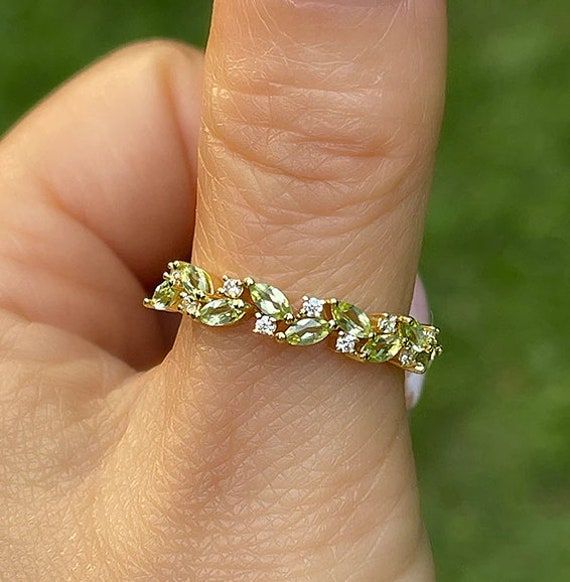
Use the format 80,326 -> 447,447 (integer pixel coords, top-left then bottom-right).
0,1 -> 446,579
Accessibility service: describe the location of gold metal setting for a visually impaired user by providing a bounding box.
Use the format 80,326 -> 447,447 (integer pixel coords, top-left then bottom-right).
144,262 -> 442,374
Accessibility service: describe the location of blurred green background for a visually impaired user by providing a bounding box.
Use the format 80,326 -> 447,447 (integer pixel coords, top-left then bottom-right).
1,1 -> 568,580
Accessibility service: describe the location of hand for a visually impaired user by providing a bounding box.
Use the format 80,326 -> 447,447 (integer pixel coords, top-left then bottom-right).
0,1 -> 446,579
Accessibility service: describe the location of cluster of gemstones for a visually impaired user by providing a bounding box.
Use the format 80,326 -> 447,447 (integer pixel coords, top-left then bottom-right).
144,262 -> 442,374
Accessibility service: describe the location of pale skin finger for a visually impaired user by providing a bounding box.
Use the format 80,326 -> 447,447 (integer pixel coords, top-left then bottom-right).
122,0 -> 447,579
0,42 -> 206,578
0,2 -> 445,579
0,36 -> 436,580
0,41 -> 203,367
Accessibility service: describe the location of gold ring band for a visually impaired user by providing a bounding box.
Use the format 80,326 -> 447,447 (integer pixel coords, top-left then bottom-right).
144,262 -> 442,375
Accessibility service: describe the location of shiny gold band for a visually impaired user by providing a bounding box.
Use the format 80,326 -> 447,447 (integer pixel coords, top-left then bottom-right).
144,262 -> 442,375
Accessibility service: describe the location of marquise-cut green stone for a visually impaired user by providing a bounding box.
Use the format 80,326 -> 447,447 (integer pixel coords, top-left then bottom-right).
151,281 -> 177,311
174,262 -> 214,297
400,319 -> 434,351
249,283 -> 293,320
361,334 -> 402,363
199,299 -> 248,326
331,301 -> 371,338
285,318 -> 330,346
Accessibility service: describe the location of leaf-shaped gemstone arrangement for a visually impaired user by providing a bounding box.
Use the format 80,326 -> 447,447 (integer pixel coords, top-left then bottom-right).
199,299 -> 250,326
284,318 -> 330,346
147,281 -> 178,312
145,262 -> 442,375
331,301 -> 371,338
249,282 -> 293,320
171,262 -> 214,297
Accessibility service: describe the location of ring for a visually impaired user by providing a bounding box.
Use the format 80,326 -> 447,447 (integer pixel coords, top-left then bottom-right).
144,262 -> 442,375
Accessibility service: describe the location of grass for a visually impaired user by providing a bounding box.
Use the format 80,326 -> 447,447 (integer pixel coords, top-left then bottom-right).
0,1 -> 568,579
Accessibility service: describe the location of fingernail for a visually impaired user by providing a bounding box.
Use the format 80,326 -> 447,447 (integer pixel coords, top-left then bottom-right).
406,275 -> 430,409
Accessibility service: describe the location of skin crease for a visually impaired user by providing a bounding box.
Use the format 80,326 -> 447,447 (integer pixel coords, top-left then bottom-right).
0,1 -> 446,580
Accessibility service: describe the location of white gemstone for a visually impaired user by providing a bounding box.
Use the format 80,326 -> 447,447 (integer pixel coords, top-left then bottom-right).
221,278 -> 243,298
378,315 -> 398,334
335,332 -> 357,354
301,297 -> 325,318
398,348 -> 415,366
253,314 -> 277,336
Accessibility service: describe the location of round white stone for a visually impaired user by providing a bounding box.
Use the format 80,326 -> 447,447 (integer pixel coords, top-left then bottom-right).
378,315 -> 398,334
301,297 -> 325,317
335,332 -> 357,354
253,314 -> 277,336
221,278 -> 243,298
398,348 -> 415,366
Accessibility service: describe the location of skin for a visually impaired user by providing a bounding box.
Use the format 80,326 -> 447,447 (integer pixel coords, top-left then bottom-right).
0,1 -> 446,580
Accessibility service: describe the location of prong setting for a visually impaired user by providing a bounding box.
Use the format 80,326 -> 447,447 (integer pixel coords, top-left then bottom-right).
300,296 -> 325,318
253,313 -> 277,336
335,331 -> 357,354
219,277 -> 244,299
274,331 -> 287,343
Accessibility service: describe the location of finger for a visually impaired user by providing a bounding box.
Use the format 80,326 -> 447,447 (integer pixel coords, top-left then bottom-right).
140,0 -> 445,578
0,41 -> 203,367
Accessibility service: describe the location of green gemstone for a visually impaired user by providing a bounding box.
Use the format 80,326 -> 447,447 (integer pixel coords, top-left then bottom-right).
361,334 -> 402,362
150,281 -> 177,311
249,282 -> 293,320
400,319 -> 434,351
285,318 -> 330,346
331,301 -> 371,338
199,299 -> 248,326
172,262 -> 214,297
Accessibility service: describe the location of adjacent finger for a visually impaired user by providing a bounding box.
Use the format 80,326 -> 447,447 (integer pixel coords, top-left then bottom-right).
0,41 -> 203,367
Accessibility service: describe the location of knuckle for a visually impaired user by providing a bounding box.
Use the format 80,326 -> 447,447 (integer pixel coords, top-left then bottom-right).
110,38 -> 201,73
203,72 -> 408,185
200,51 -> 432,245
